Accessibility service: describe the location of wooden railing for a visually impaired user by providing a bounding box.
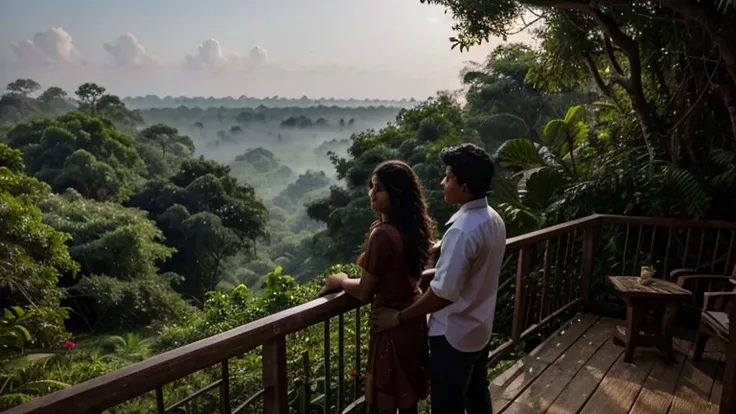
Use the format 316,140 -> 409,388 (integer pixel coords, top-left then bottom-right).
5,214 -> 736,414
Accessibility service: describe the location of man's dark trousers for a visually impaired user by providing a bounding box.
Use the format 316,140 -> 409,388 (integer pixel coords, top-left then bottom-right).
429,335 -> 492,413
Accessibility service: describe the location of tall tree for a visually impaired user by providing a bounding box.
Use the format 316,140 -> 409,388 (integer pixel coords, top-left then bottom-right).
6,79 -> 41,98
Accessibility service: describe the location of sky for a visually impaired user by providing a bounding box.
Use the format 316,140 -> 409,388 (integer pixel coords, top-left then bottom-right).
0,0 -> 535,100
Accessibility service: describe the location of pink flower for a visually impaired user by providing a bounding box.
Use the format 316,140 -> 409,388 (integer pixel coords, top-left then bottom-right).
63,340 -> 76,350
350,369 -> 358,377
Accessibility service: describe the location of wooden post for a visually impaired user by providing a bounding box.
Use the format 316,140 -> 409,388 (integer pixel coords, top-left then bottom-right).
512,247 -> 529,343
263,336 -> 288,414
720,300 -> 736,413
581,226 -> 597,311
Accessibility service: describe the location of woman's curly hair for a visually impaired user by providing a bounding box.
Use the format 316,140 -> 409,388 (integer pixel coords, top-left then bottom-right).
367,160 -> 436,278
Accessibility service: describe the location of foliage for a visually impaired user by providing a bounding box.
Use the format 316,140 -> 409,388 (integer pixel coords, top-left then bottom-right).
40,189 -> 190,331
127,157 -> 269,300
4,2 -> 736,408
424,0 -> 736,222
0,143 -> 79,348
6,111 -> 146,202
306,93 -> 468,264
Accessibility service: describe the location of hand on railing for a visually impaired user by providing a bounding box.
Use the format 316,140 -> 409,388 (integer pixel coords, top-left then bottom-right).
319,272 -> 348,297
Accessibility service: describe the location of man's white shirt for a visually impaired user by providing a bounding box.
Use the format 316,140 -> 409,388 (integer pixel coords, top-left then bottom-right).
428,197 -> 506,352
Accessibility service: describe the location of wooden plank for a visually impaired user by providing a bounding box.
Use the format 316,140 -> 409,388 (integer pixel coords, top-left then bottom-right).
546,340 -> 623,414
669,351 -> 723,414
533,313 -> 600,364
608,276 -> 692,297
503,318 -> 616,413
628,357 -> 686,413
491,313 -> 599,411
707,356 -> 724,414
578,348 -> 657,414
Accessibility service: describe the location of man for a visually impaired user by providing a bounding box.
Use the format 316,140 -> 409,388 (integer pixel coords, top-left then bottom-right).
372,143 -> 506,414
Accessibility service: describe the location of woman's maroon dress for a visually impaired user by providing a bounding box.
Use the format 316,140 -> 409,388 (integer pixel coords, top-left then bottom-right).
358,223 -> 430,411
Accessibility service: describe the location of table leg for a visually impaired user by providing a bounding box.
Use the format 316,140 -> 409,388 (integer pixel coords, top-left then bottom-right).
624,299 -> 639,363
659,299 -> 681,364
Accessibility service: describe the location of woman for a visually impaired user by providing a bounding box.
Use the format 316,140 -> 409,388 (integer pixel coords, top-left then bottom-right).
320,160 -> 436,414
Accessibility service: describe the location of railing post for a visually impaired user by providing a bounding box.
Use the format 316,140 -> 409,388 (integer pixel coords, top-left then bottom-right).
263,335 -> 288,414
512,247 -> 529,343
581,225 -> 597,311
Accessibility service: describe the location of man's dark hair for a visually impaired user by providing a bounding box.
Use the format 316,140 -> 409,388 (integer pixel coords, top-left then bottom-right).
440,143 -> 494,199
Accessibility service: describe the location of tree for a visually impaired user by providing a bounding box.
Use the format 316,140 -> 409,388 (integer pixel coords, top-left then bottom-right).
127,157 -> 269,301
6,111 -> 147,202
421,0 -> 736,156
40,189 -> 189,331
38,87 -> 67,103
75,83 -> 106,114
421,0 -> 736,222
0,144 -> 79,347
307,94 -> 467,263
139,124 -> 195,158
6,79 -> 41,97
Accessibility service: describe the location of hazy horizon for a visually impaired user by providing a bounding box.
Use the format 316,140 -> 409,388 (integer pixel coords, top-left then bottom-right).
0,0 -> 536,100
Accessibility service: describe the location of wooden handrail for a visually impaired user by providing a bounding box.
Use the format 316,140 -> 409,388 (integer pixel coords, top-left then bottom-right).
2,293 -> 361,414
505,214 -> 602,249
596,214 -> 736,231
5,213 -> 736,414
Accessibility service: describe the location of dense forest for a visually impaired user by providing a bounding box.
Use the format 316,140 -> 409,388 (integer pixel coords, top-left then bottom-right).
2,0 -> 736,411
121,95 -> 418,110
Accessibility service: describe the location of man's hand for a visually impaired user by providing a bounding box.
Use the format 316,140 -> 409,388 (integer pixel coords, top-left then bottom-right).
371,307 -> 400,333
319,272 -> 348,296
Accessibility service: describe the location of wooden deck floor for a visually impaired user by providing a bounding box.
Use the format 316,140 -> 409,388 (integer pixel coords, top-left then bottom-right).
490,313 -> 725,414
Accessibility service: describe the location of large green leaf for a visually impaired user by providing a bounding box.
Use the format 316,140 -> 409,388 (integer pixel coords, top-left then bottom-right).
663,166 -> 711,218
522,167 -> 568,211
542,105 -> 589,158
496,138 -> 548,170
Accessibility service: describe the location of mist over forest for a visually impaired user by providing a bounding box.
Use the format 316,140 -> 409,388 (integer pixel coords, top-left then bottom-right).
4,0 -> 736,405
0,78 -> 416,297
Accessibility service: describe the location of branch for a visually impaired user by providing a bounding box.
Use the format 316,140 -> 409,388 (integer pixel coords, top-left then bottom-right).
662,0 -> 736,87
583,52 -> 624,112
602,35 -> 624,76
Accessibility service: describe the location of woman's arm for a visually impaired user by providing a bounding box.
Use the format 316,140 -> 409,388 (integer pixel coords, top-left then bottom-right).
341,269 -> 380,303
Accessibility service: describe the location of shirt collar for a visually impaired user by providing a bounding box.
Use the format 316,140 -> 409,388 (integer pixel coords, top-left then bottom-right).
446,197 -> 489,225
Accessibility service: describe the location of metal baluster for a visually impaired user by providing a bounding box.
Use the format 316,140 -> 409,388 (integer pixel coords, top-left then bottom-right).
631,225 -> 643,275
552,237 -> 563,311
338,313 -> 345,412
711,229 -> 722,274
324,319 -> 331,414
540,239 -> 551,322
156,386 -> 165,413
663,227 -> 672,279
301,352 -> 310,414
696,228 -> 706,269
220,359 -> 231,414
648,226 -> 657,268
725,231 -> 735,275
622,225 -> 630,275
354,307 -> 361,401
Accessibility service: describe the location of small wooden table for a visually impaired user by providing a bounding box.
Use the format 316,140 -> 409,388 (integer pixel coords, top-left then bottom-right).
608,276 -> 692,364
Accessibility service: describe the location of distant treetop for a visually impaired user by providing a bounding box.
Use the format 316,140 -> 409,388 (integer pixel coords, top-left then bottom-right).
121,95 -> 419,110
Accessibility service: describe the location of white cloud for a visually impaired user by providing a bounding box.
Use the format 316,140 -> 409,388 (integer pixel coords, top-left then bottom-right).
183,40 -> 276,71
183,38 -> 244,70
10,27 -> 85,67
103,33 -> 160,68
247,46 -> 268,67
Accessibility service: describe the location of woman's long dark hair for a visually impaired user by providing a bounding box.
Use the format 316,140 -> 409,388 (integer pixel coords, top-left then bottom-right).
369,160 -> 436,278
